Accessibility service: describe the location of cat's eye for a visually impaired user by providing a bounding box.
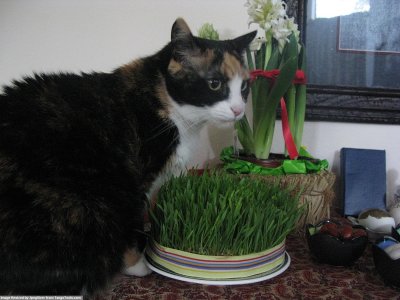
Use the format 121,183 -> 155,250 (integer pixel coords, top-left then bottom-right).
207,79 -> 222,91
241,80 -> 249,92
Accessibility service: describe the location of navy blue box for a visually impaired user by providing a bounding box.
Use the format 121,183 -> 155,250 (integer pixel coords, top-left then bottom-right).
341,148 -> 386,216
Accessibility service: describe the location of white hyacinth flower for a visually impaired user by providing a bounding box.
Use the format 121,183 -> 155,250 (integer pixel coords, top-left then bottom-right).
245,0 -> 286,35
245,0 -> 300,50
285,17 -> 300,42
271,17 -> 291,51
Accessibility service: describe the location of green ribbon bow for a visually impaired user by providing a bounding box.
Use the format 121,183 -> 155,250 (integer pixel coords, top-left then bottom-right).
220,146 -> 329,175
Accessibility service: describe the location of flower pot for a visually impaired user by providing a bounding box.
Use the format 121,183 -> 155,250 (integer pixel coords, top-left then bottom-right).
220,147 -> 336,230
231,153 -> 285,168
231,152 -> 322,169
145,238 -> 290,284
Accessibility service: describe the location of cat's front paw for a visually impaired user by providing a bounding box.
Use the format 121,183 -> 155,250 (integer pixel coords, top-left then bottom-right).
123,254 -> 152,277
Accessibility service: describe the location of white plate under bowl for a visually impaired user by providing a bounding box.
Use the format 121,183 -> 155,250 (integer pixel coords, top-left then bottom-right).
145,251 -> 291,286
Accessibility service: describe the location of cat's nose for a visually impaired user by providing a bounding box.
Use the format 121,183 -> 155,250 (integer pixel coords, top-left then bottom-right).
231,106 -> 243,117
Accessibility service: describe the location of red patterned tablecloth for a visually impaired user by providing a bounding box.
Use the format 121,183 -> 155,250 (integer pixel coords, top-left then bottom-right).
97,234 -> 400,300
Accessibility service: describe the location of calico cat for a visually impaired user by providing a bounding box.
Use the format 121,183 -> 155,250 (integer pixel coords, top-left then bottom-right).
0,18 -> 256,297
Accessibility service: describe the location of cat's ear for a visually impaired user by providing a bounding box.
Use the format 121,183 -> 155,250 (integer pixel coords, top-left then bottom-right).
171,18 -> 193,43
231,31 -> 258,53
170,18 -> 198,64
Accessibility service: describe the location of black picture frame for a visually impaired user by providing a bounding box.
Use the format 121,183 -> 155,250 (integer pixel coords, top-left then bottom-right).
286,0 -> 400,124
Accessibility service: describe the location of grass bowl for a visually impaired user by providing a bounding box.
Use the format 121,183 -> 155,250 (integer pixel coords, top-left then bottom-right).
147,171 -> 304,281
306,220 -> 368,266
145,238 -> 287,280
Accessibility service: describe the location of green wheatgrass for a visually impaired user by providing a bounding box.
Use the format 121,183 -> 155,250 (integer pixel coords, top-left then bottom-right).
150,171 -> 304,256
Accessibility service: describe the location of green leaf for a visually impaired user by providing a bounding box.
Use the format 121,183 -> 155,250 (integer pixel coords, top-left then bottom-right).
251,77 -> 271,131
294,44 -> 307,151
246,47 -> 255,71
264,41 -> 272,69
255,43 -> 266,70
285,84 -> 296,135
280,34 -> 298,68
235,115 -> 254,154
266,45 -> 280,70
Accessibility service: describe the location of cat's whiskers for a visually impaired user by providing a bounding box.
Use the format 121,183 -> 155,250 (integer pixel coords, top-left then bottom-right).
145,120 -> 176,143
170,113 -> 199,136
144,113 -> 199,151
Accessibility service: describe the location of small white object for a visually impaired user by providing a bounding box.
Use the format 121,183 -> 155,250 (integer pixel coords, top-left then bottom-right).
358,215 -> 395,233
124,254 -> 152,277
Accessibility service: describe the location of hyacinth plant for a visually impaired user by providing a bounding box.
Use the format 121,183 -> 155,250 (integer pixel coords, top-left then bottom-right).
235,0 -> 307,160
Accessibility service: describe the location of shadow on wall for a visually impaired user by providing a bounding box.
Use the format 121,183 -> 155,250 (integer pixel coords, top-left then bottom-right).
331,150 -> 342,213
205,124 -> 234,167
387,169 -> 399,207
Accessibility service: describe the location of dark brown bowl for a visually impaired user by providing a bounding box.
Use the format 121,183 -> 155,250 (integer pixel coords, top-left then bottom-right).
306,220 -> 368,266
372,241 -> 400,288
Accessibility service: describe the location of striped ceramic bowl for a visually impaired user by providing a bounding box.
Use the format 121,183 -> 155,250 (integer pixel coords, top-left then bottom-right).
145,239 -> 286,280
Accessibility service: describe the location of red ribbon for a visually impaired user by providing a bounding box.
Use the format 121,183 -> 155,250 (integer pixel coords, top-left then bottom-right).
250,69 -> 306,84
280,98 -> 299,159
250,69 -> 280,82
250,69 -> 306,160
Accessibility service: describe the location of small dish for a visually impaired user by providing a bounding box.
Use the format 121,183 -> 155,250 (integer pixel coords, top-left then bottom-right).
306,219 -> 368,266
358,209 -> 395,231
347,209 -> 395,242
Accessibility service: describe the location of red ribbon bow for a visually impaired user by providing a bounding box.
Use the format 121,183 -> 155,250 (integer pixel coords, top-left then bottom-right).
250,69 -> 307,160
250,69 -> 306,84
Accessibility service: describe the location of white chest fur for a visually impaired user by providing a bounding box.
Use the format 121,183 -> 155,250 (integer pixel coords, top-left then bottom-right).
146,111 -> 202,200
